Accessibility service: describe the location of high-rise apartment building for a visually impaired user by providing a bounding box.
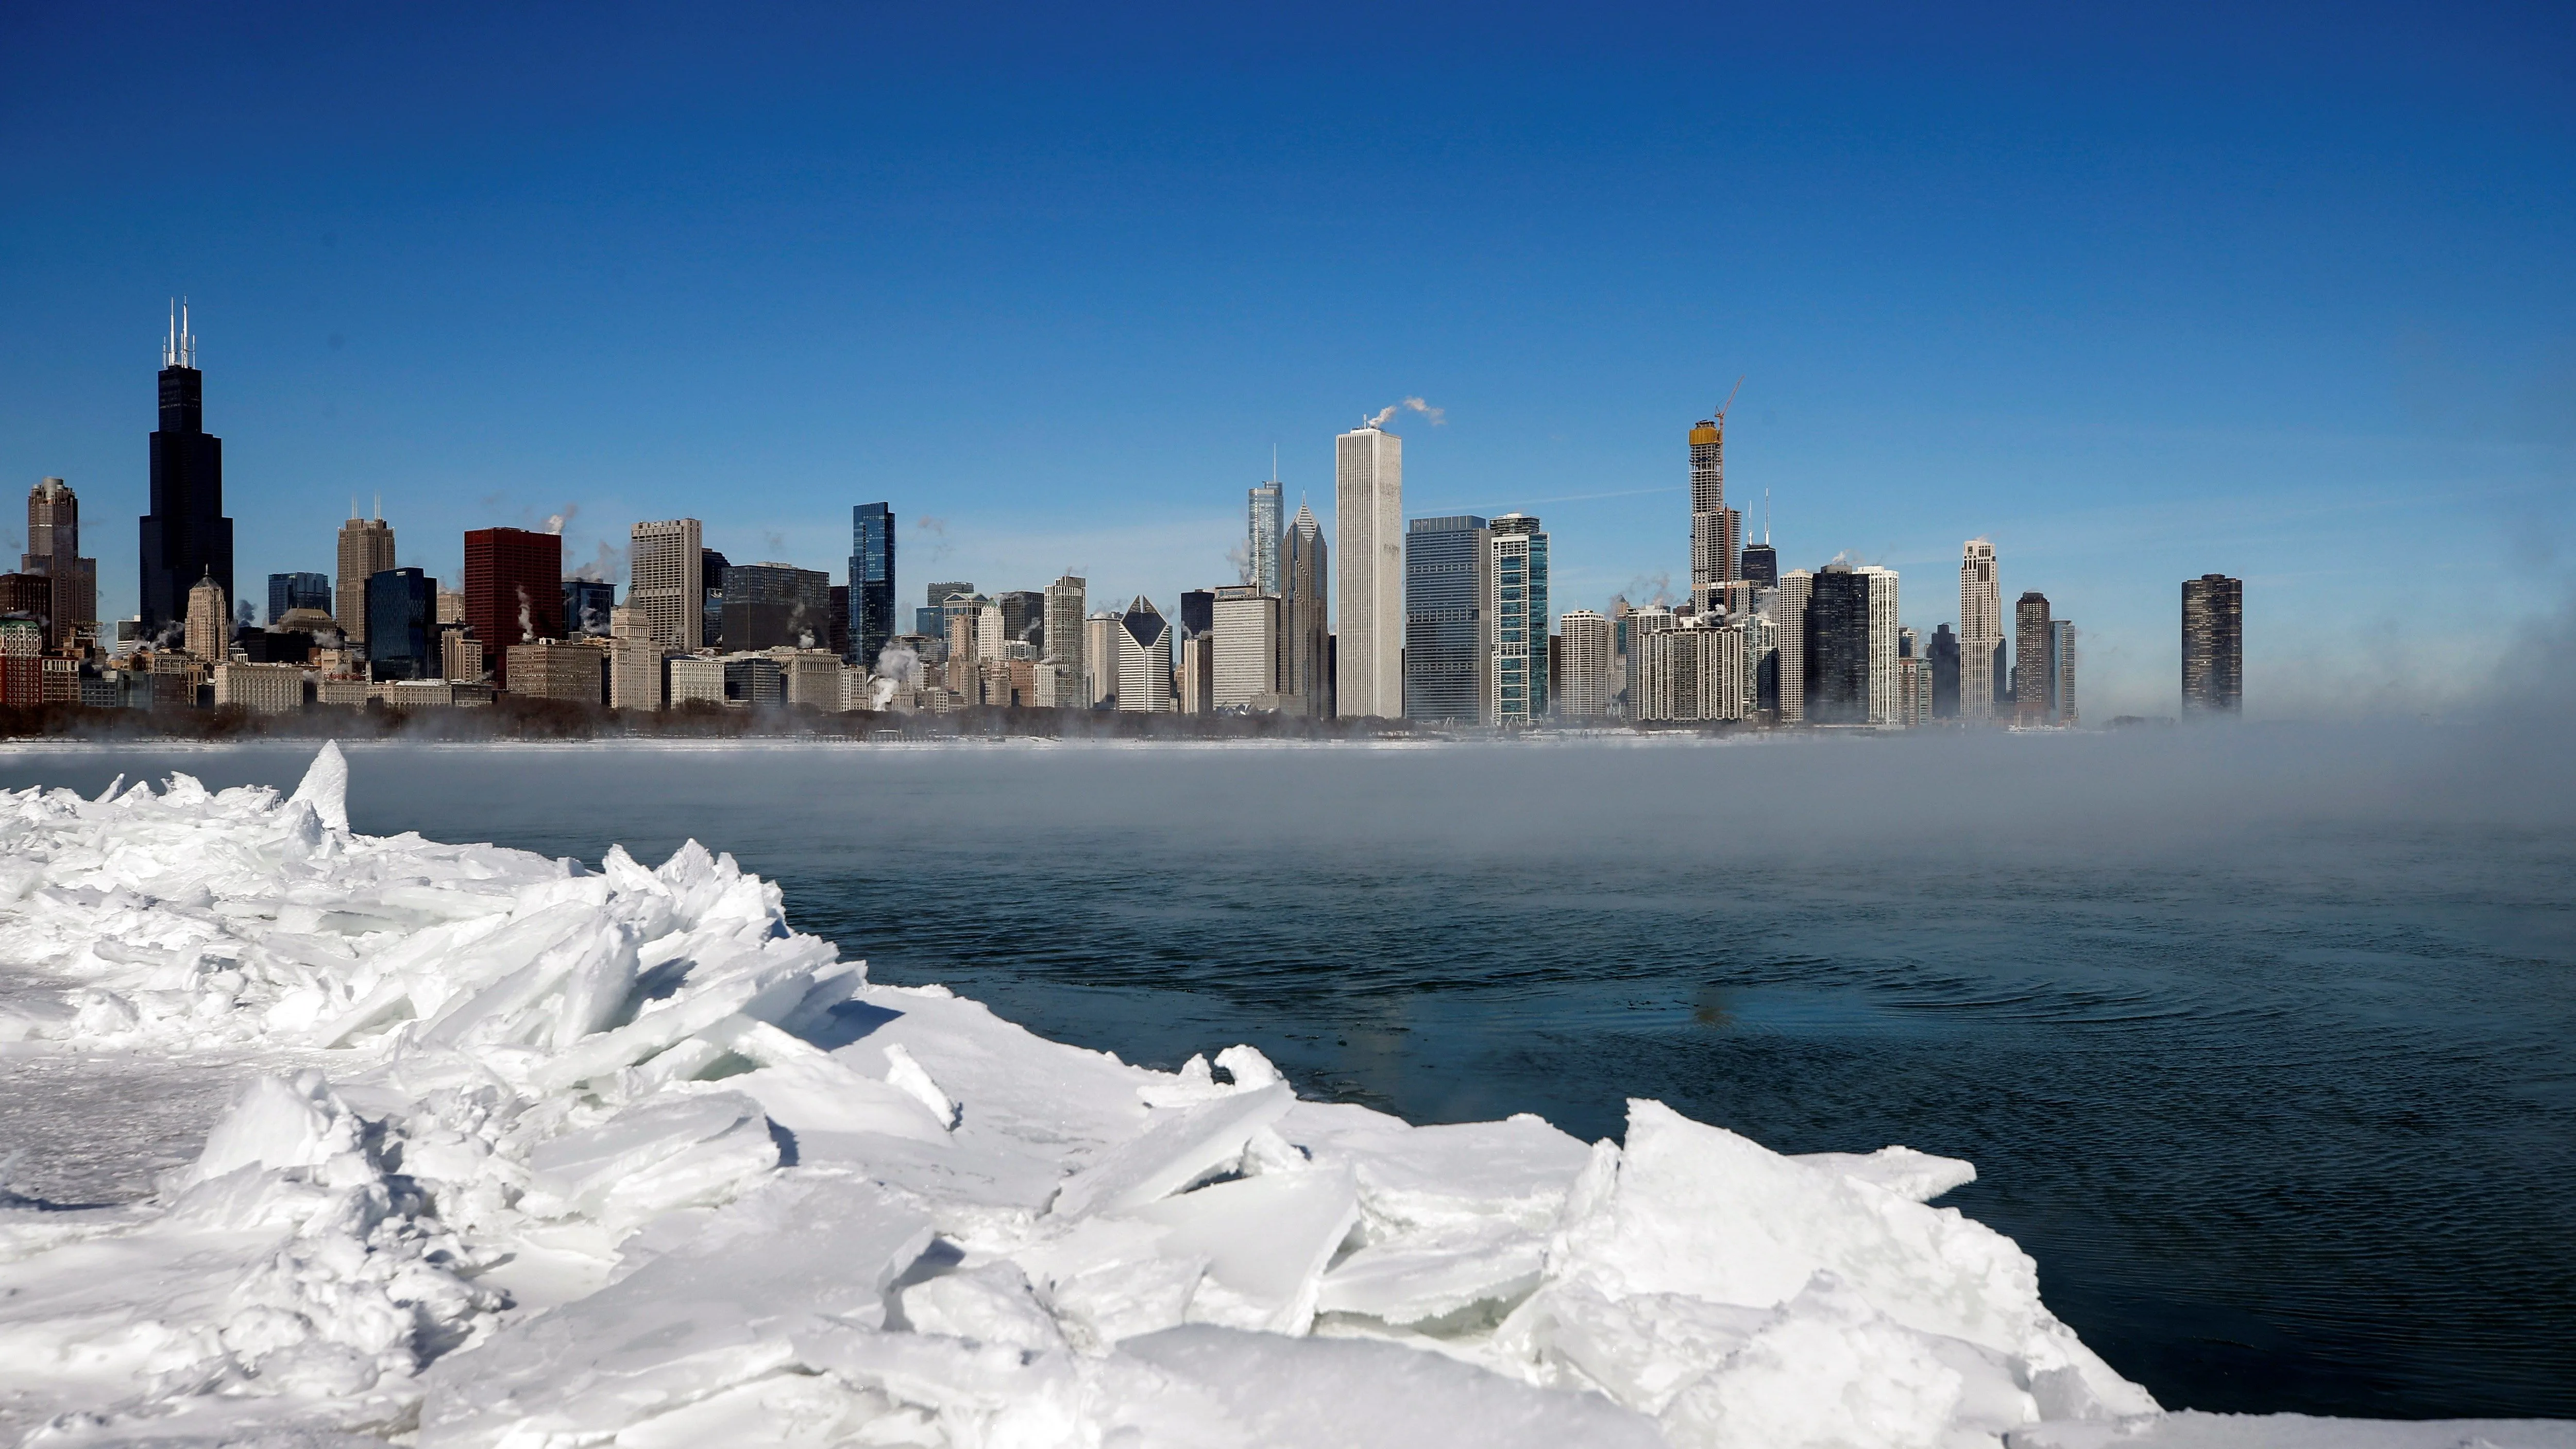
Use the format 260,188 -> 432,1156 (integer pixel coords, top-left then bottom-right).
1248,478 -> 1283,596
268,571 -> 329,626
1115,596 -> 1173,712
1770,569 -> 1813,724
1639,618 -> 1750,723
1334,419 -> 1403,719
1959,539 -> 2003,724
2014,591 -> 2054,726
1210,584 -> 1281,709
184,571 -> 228,661
365,568 -> 437,680
721,562 -> 833,652
1490,513 -> 1549,724
2182,574 -> 2243,716
1687,410 -> 1740,614
335,510 -> 397,645
2052,619 -> 2078,727
1557,609 -> 1612,718
1283,502 -> 1329,717
1928,624 -> 1961,719
1859,565 -> 1900,725
1804,562 -> 1872,725
1404,515 -> 1493,723
849,503 -> 894,668
629,520 -> 705,653
141,306 -> 234,636
465,527 -> 563,690
1043,575 -> 1086,690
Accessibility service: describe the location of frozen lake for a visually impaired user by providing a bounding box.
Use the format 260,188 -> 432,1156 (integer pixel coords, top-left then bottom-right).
3,725 -> 2568,1419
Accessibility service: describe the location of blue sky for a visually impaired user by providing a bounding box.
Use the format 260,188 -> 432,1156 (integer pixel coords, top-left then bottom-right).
3,2 -> 2570,718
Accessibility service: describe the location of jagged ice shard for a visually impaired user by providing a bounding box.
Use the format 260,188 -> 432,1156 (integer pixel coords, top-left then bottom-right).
0,746 -> 2546,1448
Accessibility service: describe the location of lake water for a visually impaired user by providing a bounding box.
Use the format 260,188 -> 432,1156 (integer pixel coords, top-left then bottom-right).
3,726 -> 2569,1420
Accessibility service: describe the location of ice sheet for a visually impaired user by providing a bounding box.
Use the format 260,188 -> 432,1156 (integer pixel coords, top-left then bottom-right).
0,746 -> 2555,1448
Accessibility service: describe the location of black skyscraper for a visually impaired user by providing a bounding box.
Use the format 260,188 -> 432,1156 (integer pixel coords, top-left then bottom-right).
1928,623 -> 1961,719
1802,562 -> 1871,724
1739,541 -> 1778,588
850,503 -> 894,667
139,307 -> 233,634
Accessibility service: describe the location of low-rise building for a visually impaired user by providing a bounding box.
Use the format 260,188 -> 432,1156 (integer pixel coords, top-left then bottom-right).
668,655 -> 726,707
213,661 -> 305,714
773,647 -> 842,709
505,640 -> 607,705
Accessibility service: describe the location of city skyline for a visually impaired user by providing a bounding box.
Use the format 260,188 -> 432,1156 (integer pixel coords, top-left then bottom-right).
4,7 -> 2567,720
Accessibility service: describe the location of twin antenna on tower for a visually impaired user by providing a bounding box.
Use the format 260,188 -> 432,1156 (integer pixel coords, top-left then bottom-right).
162,298 -> 196,370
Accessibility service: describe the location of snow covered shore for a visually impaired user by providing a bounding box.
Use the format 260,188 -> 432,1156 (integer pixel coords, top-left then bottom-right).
0,747 -> 2564,1448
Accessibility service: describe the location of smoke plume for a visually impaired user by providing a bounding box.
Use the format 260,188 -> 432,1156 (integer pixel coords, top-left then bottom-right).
543,504 -> 577,536
1368,397 -> 1446,429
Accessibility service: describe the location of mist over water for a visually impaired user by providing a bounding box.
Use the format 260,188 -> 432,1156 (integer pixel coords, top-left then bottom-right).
3,727 -> 2569,1420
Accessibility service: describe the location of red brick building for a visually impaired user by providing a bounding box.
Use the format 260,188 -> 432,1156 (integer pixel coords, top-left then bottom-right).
463,528 -> 562,690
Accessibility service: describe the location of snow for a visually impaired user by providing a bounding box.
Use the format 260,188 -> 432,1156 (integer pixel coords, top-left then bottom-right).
0,745 -> 2562,1448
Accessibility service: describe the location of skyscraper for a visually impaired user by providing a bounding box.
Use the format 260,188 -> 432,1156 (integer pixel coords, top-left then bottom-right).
1247,477 -> 1283,596
1928,623 -> 1961,719
140,305 -> 233,637
630,520 -> 705,653
1082,609 -> 1119,707
701,550 -> 729,649
1959,539 -> 2003,724
2014,591 -> 2054,726
465,527 -> 563,689
997,590 -> 1046,654
720,563 -> 833,651
562,578 -> 614,638
1404,515 -> 1494,723
25,478 -> 97,647
1859,565 -> 1900,725
1490,512 -> 1549,724
335,509 -> 397,645
1211,584 -> 1281,709
1771,569 -> 1813,725
919,581 -> 973,640
1687,402 -> 1741,615
1282,502 -> 1329,717
1043,575 -> 1087,692
268,571 -> 329,626
2052,619 -> 2079,727
1334,418 -> 1403,719
2182,574 -> 2243,716
1557,609 -> 1613,718
365,567 -> 437,680
850,503 -> 895,668
184,570 -> 228,662
1115,596 -> 1173,712
1803,562 -> 1871,724
1178,589 -> 1214,642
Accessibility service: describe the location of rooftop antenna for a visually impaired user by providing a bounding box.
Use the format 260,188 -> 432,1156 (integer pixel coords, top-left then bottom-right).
350,495 -> 359,521
372,492 -> 382,521
179,299 -> 193,369
1764,488 -> 1771,545
1271,443 -> 1278,482
164,300 -> 176,368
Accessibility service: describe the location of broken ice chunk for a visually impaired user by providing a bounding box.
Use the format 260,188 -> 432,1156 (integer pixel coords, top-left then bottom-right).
1049,1083 -> 1293,1219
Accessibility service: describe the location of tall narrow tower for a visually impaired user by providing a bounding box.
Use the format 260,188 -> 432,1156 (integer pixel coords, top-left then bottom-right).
1283,501 -> 1329,717
1689,381 -> 1742,614
1247,475 -> 1283,595
1958,539 -> 2002,723
24,478 -> 97,647
336,505 -> 397,645
139,303 -> 233,634
849,503 -> 895,667
1334,417 -> 1403,719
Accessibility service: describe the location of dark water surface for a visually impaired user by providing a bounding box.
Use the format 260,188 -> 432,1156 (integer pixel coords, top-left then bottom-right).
3,729 -> 2570,1419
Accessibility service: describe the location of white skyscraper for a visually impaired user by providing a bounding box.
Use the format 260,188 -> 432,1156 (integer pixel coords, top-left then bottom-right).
1770,569 -> 1813,724
335,508 -> 396,646
1082,610 -> 1119,708
1959,538 -> 2001,723
1858,565 -> 1901,726
1114,596 -> 1174,712
1489,513 -> 1549,724
1211,584 -> 1282,709
1334,419 -> 1403,719
631,519 -> 706,653
1556,609 -> 1612,719
2053,619 -> 2079,727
